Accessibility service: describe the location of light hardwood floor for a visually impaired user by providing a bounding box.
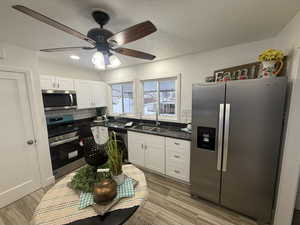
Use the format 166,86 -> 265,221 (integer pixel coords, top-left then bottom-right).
0,169 -> 295,225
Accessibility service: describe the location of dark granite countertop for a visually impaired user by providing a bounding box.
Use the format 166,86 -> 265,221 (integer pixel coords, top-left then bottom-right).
91,121 -> 191,141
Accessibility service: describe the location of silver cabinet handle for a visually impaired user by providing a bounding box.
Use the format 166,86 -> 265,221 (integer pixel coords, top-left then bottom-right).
57,81 -> 60,89
174,142 -> 180,145
145,144 -> 147,150
222,104 -> 230,172
217,104 -> 224,171
174,155 -> 180,158
174,170 -> 180,174
141,144 -> 144,149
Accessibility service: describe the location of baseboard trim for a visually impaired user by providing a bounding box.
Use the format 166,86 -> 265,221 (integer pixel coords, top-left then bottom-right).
43,176 -> 55,187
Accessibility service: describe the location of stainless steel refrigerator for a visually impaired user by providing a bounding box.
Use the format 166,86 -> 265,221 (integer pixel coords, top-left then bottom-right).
191,77 -> 287,223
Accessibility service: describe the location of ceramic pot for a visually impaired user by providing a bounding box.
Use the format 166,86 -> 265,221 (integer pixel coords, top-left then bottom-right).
112,173 -> 125,185
93,178 -> 117,204
259,60 -> 283,78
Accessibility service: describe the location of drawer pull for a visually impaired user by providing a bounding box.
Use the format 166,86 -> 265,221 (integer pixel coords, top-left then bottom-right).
174,142 -> 180,145
174,155 -> 180,158
174,170 -> 180,174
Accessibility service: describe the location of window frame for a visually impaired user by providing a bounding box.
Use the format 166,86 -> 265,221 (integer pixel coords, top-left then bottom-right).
110,81 -> 135,116
141,76 -> 180,121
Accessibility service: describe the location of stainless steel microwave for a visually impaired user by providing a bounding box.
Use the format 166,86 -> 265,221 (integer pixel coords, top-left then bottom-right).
42,90 -> 77,111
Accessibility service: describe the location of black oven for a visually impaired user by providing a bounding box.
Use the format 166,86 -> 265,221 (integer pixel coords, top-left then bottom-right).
47,115 -> 85,178
42,90 -> 77,111
49,132 -> 84,173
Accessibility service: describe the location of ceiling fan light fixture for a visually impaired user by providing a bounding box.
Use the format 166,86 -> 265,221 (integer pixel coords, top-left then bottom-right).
108,54 -> 121,68
92,51 -> 105,70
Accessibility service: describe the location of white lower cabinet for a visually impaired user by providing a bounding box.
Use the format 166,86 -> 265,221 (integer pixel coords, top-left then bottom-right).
128,131 -> 165,174
128,132 -> 191,182
165,137 -> 191,182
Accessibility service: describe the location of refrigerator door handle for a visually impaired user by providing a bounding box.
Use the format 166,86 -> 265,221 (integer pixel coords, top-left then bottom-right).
222,103 -> 231,172
217,104 -> 224,171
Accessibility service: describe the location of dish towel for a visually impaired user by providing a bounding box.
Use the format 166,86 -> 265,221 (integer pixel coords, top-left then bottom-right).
79,177 -> 135,209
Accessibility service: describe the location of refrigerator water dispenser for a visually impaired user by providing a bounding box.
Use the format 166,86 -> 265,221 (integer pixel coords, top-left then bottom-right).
197,127 -> 216,151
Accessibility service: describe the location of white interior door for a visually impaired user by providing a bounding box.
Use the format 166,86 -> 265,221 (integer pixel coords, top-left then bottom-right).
0,71 -> 40,208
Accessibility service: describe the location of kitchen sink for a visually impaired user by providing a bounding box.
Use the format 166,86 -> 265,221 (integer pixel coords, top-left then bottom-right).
133,125 -> 169,133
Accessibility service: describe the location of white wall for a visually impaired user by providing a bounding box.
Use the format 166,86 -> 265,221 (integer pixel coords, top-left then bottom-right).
38,58 -> 101,81
272,11 -> 300,225
0,41 -> 54,187
101,38 -> 276,122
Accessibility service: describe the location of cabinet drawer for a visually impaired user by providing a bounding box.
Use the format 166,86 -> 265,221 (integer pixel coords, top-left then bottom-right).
166,160 -> 189,182
166,138 -> 190,159
166,148 -> 188,161
166,137 -> 190,150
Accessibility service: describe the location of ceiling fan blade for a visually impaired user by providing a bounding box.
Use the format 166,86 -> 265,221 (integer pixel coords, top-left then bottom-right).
113,48 -> 156,60
40,47 -> 96,52
108,21 -> 157,47
12,5 -> 96,46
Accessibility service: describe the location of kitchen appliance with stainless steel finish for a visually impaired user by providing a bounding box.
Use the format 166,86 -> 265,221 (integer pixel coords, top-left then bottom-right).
42,90 -> 77,111
190,77 -> 287,223
47,115 -> 85,178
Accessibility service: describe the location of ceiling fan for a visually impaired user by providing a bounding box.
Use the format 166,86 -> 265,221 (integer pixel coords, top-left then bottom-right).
12,5 -> 157,69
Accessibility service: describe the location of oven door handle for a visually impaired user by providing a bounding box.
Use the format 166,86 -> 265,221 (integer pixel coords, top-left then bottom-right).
49,136 -> 79,147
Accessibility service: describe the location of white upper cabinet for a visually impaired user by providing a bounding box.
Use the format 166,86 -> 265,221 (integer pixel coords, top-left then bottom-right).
40,75 -> 74,90
92,81 -> 107,107
75,80 -> 92,109
56,77 -> 74,90
75,79 -> 108,109
40,75 -> 56,90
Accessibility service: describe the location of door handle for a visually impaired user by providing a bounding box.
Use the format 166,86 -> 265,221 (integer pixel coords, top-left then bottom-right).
217,104 -> 224,171
222,104 -> 230,172
27,140 -> 35,145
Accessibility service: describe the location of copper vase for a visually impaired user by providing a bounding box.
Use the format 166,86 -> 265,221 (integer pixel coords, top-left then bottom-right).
93,178 -> 117,204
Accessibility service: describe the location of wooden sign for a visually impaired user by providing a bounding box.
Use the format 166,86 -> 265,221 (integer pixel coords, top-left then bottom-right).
212,57 -> 287,82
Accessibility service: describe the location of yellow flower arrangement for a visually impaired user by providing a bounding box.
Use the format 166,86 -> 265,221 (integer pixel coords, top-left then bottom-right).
258,49 -> 284,62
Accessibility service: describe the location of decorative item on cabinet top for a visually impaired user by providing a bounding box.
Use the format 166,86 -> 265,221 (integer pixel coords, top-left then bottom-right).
258,49 -> 284,78
207,56 -> 287,83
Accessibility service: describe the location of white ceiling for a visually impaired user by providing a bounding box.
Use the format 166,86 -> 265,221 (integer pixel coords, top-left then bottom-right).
1,0 -> 300,70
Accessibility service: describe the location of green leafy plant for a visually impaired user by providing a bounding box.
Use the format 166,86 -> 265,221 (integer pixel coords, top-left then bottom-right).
70,164 -> 110,193
106,131 -> 123,176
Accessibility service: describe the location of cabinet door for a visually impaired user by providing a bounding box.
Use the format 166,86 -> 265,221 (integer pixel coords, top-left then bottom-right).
128,132 -> 145,167
40,75 -> 56,90
92,82 -> 107,107
144,134 -> 165,174
75,80 -> 92,109
57,77 -> 74,90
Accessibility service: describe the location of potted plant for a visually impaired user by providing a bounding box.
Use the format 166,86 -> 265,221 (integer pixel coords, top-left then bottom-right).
106,132 -> 124,185
258,49 -> 284,78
